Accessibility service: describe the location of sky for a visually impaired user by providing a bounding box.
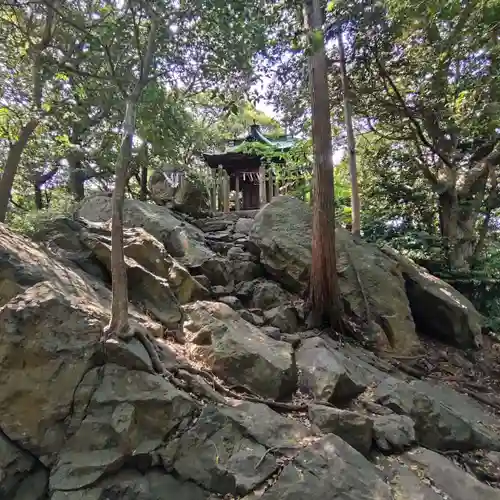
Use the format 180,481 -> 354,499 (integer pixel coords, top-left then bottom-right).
254,96 -> 345,165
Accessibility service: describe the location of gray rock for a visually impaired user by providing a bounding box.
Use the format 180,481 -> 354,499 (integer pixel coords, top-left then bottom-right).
210,284 -> 233,298
80,230 -> 183,328
374,378 -> 500,451
193,274 -> 211,290
309,404 -> 373,456
31,216 -> 109,282
264,305 -> 298,333
50,364 -> 198,492
227,246 -> 257,262
50,467 -> 211,499
198,257 -> 231,286
11,468 -> 48,500
249,196 -> 421,352
240,309 -> 265,326
218,295 -> 243,310
403,447 -> 500,500
194,218 -> 234,233
161,405 -> 278,496
235,218 -> 254,235
232,261 -> 263,283
236,278 -> 291,310
0,432 -> 47,499
119,227 -> 209,303
373,414 -> 415,452
376,456 -> 444,500
296,337 -> 366,403
0,282 -> 104,464
256,434 -> 392,500
261,326 -> 282,339
149,167 -> 210,216
218,401 -> 310,449
362,401 -> 394,415
100,337 -> 154,373
77,193 -> 215,268
205,230 -> 233,242
183,301 -> 296,399
382,246 -> 483,348
251,279 -> 292,310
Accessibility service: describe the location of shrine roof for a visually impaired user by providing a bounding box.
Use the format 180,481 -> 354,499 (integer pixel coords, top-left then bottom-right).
202,124 -> 299,169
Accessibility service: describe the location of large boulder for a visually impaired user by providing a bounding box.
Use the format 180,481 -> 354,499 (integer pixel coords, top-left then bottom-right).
381,246 -> 483,347
374,377 -> 500,451
235,278 -> 292,310
0,224 -> 161,334
295,337 -> 366,403
50,364 -> 197,493
249,196 -> 479,351
257,434 -> 392,500
51,470 -> 210,500
373,414 -> 416,452
80,230 -> 183,328
308,404 -> 373,456
149,166 -> 210,216
0,281 -> 104,463
160,405 -> 279,496
402,448 -> 500,500
31,216 -> 109,282
76,193 -> 214,268
36,218 -> 209,307
183,301 -> 296,399
0,432 -> 48,500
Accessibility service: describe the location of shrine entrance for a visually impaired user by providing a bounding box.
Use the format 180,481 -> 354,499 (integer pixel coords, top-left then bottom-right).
203,124 -> 294,212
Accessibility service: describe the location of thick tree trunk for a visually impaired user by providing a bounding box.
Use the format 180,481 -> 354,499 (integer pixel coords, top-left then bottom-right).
439,190 -> 476,271
304,0 -> 343,329
337,30 -> 361,240
0,119 -> 39,222
68,155 -> 86,201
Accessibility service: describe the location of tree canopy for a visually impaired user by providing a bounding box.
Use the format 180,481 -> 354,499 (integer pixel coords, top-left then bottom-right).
2,0 -> 500,327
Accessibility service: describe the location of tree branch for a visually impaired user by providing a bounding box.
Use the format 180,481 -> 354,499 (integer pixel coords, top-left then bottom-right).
374,53 -> 455,170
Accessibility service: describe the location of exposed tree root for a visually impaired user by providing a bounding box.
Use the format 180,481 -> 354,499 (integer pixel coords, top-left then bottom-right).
170,363 -> 309,412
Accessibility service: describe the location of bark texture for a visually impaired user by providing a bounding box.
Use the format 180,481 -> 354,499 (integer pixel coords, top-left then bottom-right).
338,30 -> 361,240
0,119 -> 39,221
104,15 -> 158,339
0,3 -> 55,222
304,0 -> 343,329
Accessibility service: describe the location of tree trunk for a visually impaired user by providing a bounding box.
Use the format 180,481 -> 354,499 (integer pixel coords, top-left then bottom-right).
439,190 -> 476,271
337,30 -> 361,240
140,143 -> 149,201
304,0 -> 343,329
104,14 -> 158,340
106,99 -> 135,338
68,155 -> 86,201
0,119 -> 39,222
33,165 -> 59,211
140,165 -> 148,201
34,184 -> 43,210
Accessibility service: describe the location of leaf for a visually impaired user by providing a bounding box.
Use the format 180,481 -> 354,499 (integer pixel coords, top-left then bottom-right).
327,1 -> 336,12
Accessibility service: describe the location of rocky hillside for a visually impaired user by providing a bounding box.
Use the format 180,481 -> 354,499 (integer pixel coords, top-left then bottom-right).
1,194 -> 500,500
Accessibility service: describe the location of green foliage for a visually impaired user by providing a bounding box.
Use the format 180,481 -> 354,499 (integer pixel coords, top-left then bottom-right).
7,197 -> 76,237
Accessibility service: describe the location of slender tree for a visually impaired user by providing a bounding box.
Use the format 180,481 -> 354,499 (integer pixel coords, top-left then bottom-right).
337,29 -> 361,239
103,10 -> 158,340
0,2 -> 56,222
304,0 -> 343,328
